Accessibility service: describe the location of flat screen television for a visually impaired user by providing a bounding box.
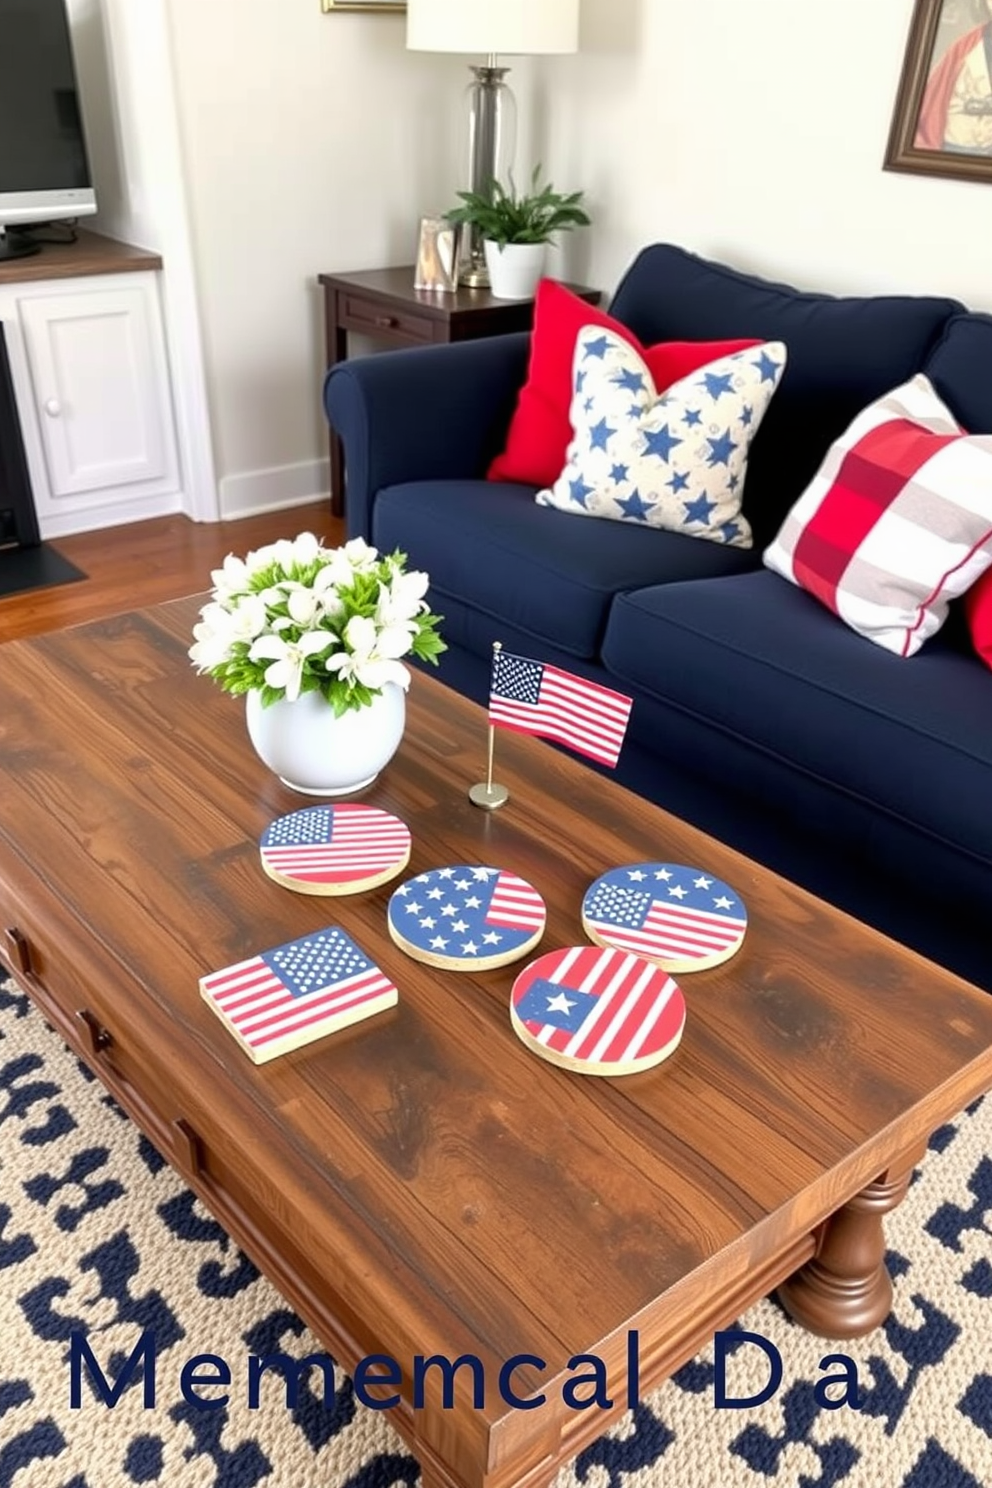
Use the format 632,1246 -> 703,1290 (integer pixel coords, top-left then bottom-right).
0,0 -> 96,262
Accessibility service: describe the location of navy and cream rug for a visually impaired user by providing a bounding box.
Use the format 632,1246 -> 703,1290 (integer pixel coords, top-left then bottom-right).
2,976 -> 990,1487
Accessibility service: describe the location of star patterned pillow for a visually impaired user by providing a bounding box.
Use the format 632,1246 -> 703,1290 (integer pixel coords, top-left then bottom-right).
535,326 -> 788,547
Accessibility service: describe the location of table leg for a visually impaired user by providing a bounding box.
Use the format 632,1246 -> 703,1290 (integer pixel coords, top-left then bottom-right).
777,1143 -> 927,1337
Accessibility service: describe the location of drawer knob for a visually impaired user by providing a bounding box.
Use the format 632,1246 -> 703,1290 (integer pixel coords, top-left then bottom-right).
3,927 -> 33,976
173,1118 -> 204,1177
374,314 -> 398,329
76,1009 -> 113,1056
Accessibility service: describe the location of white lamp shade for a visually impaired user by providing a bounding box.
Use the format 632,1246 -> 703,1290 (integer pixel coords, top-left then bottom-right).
407,0 -> 579,56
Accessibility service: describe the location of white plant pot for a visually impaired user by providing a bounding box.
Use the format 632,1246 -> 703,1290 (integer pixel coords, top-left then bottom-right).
484,240 -> 547,300
245,683 -> 406,796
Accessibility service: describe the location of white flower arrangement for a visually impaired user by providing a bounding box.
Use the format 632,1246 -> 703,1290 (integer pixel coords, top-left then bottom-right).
189,532 -> 445,713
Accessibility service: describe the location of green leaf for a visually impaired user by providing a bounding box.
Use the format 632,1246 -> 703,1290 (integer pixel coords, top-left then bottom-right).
445,167 -> 589,246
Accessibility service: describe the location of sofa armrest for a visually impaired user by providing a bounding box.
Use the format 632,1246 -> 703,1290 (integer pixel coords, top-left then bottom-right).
323,333 -> 529,539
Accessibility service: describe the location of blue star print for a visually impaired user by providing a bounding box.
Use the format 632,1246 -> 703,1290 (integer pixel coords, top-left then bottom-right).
754,350 -> 780,383
610,461 -> 630,484
589,417 -> 615,451
740,404 -> 753,427
583,334 -> 612,360
612,367 -> 646,393
683,408 -> 703,427
569,475 -> 594,508
702,371 -> 735,399
616,488 -> 652,521
642,425 -> 683,462
668,470 -> 690,493
684,493 -> 717,525
706,430 -> 737,467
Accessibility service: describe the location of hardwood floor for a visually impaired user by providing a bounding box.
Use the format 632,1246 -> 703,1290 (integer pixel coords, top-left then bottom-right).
0,503 -> 341,644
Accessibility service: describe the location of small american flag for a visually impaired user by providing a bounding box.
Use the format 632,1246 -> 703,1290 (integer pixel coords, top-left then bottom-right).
511,944 -> 685,1072
260,805 -> 410,888
200,927 -> 397,1063
488,651 -> 632,768
583,863 -> 747,966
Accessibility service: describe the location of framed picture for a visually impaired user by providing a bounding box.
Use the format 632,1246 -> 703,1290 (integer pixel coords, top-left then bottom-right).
885,0 -> 992,182
322,1 -> 405,11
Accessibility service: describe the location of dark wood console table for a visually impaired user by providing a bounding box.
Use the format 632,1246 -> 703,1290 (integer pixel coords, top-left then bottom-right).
318,266 -> 602,516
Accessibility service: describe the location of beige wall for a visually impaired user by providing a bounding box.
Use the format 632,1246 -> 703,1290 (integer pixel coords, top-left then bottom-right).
543,0 -> 992,309
163,0 -> 463,515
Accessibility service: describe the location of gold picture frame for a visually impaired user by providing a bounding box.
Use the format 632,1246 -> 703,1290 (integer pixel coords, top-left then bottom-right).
885,0 -> 992,184
322,1 -> 405,12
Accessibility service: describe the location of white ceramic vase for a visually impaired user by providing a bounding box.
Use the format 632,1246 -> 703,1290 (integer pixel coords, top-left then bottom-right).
245,683 -> 406,796
484,240 -> 547,300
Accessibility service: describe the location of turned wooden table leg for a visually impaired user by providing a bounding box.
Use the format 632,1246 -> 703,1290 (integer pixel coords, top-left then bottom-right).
777,1143 -> 927,1338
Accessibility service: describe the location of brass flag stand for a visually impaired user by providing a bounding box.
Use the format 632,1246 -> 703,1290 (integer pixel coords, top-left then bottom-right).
469,641 -> 509,810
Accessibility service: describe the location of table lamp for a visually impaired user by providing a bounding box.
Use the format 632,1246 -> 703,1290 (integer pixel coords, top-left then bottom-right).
407,0 -> 580,288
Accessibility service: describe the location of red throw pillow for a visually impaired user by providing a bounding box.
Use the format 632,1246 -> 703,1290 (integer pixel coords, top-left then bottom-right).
487,278 -> 761,488
964,566 -> 992,669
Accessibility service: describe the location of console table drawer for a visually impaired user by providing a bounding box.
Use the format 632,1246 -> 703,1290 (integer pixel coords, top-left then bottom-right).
339,292 -> 436,345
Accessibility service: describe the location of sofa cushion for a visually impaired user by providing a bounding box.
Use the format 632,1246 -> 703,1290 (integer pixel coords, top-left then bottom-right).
923,311 -> 992,434
371,479 -> 758,660
764,373 -> 992,657
601,570 -> 992,870
537,328 -> 786,547
488,277 -> 760,489
607,245 -> 963,549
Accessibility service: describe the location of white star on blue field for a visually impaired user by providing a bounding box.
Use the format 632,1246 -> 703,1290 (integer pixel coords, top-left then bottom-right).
537,327 -> 787,547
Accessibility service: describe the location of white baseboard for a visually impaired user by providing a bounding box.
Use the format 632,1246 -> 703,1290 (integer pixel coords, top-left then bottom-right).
39,490 -> 186,540
218,458 -> 331,522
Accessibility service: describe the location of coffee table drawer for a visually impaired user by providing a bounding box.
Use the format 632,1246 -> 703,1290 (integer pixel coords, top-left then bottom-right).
0,886 -> 189,1174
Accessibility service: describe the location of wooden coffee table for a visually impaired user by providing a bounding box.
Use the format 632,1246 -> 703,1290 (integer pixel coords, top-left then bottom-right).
3,597 -> 992,1488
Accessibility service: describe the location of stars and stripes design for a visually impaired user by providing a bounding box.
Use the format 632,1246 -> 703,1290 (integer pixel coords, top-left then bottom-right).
488,650 -> 632,769
510,944 -> 685,1074
387,865 -> 546,969
259,804 -> 410,891
199,927 -> 397,1063
582,863 -> 747,970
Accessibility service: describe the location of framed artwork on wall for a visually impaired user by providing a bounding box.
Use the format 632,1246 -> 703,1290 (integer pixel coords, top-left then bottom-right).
322,1 -> 405,11
885,0 -> 992,182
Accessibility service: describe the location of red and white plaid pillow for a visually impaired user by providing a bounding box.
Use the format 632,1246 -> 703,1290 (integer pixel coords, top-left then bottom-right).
763,374 -> 992,656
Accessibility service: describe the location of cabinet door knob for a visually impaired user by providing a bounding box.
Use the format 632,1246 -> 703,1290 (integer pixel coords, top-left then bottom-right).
44,398 -> 62,418
3,927 -> 33,976
76,1009 -> 113,1056
374,315 -> 398,329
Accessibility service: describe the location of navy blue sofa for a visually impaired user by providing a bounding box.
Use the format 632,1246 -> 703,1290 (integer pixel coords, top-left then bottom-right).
324,244 -> 992,992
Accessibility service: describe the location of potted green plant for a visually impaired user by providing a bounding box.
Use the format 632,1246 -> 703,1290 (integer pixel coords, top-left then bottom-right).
446,167 -> 590,299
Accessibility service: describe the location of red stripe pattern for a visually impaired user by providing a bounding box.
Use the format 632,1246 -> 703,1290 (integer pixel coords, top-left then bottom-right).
489,651 -> 632,768
487,872 -> 547,930
260,805 -> 410,887
511,945 -> 686,1073
200,927 -> 397,1062
764,374 -> 992,657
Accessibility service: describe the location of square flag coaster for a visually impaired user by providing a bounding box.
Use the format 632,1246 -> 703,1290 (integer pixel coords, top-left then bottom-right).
200,926 -> 397,1063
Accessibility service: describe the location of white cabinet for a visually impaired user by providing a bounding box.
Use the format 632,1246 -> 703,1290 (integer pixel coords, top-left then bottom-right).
0,270 -> 181,538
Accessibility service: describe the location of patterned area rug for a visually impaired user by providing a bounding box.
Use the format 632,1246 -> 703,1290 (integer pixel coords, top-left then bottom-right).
2,975 -> 990,1488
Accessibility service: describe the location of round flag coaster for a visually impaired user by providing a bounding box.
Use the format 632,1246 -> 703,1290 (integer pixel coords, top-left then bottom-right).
510,945 -> 686,1077
387,865 -> 546,971
259,804 -> 411,896
581,862 -> 747,972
